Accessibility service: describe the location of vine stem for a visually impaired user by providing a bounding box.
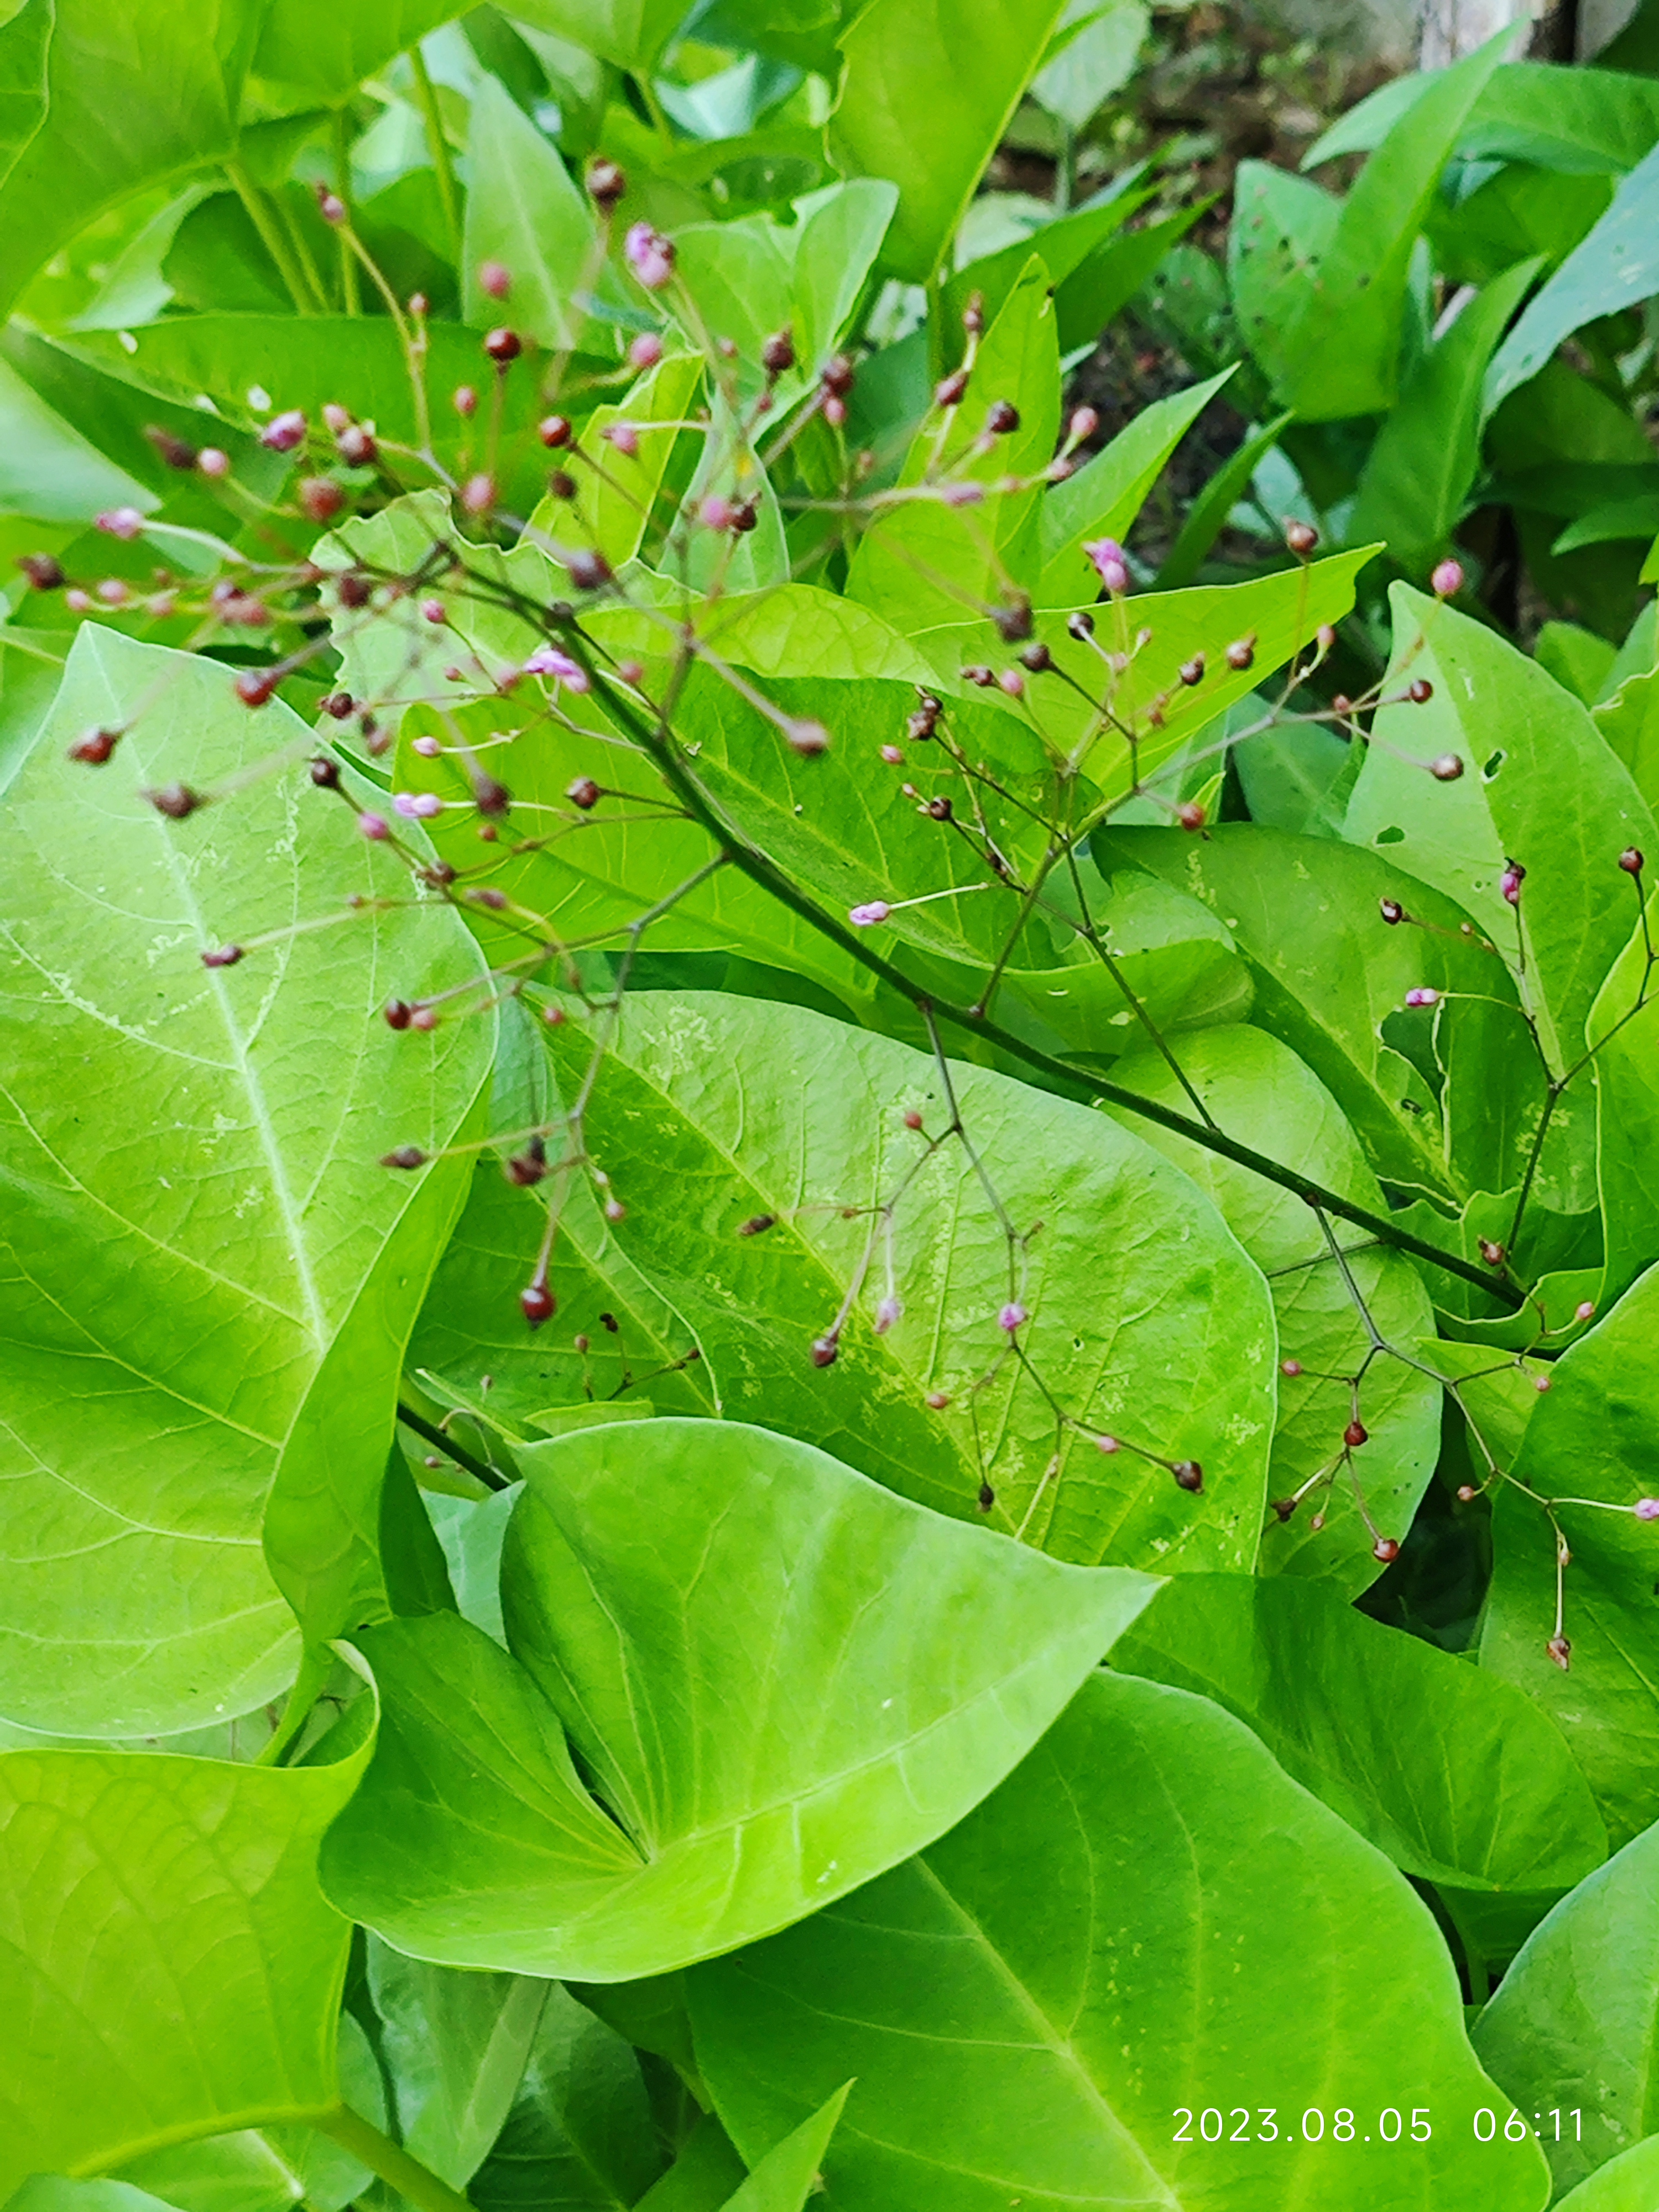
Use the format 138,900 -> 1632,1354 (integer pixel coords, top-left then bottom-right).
225,161 -> 315,316
315,2107 -> 475,2212
573,656 -> 1526,1310
409,44 -> 462,259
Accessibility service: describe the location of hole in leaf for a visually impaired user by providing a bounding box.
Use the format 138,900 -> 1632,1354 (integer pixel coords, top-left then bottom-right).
1376,826 -> 1405,845
1484,750 -> 1505,779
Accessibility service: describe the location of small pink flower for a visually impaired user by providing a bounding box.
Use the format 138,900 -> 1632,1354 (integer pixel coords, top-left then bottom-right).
1068,405 -> 1099,441
1432,558 -> 1464,598
998,1301 -> 1027,1333
478,258 -> 512,300
96,507 -> 144,541
1095,1433 -> 1120,1454
411,734 -> 442,758
393,791 -> 443,820
700,494 -> 736,531
421,597 -> 446,624
998,670 -> 1024,698
197,448 -> 230,478
97,578 -> 130,606
260,409 -> 306,453
941,482 -> 983,508
1636,1498 -> 1659,1521
629,331 -> 663,370
461,472 -> 495,514
1404,987 -> 1439,1008
524,644 -> 590,692
624,222 -> 675,290
604,422 -> 640,458
359,812 -> 389,841
874,1295 -> 902,1334
880,744 -> 903,765
1084,538 -> 1129,592
849,901 -> 890,927
322,403 -> 351,435
1575,1300 -> 1597,1322
65,588 -> 92,612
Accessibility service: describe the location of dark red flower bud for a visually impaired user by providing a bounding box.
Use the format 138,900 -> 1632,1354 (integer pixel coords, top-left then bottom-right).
1430,753 -> 1463,781
484,327 -> 522,364
384,1000 -> 413,1030
1225,634 -> 1256,671
337,572 -> 372,609
738,1214 -> 776,1237
1171,1460 -> 1204,1493
567,547 -> 612,592
567,776 -> 601,810
762,328 -> 795,377
68,727 -> 121,764
926,796 -> 953,821
821,354 -> 855,397
1178,654 -> 1206,686
521,1282 -> 556,1326
309,754 -> 342,789
234,669 -> 278,708
1373,1536 -> 1401,1564
985,399 -> 1019,435
201,944 -> 243,968
1380,897 -> 1404,925
1546,1634 -> 1571,1671
1067,609 -> 1094,640
1020,641 -> 1052,673
336,424 -> 377,467
587,158 -> 627,207
144,426 -> 199,471
1620,847 -> 1645,874
1344,1418 -> 1368,1448
1500,862 -> 1524,906
18,552 -> 65,590
538,414 -> 572,448
1408,677 -> 1433,703
993,598 -> 1032,643
299,477 -> 343,523
1176,801 -> 1206,832
962,292 -> 984,335
977,1482 -> 995,1512
810,1334 -> 839,1367
1479,1237 -> 1506,1267
1270,1498 -> 1298,1522
146,782 -> 204,819
472,775 -> 511,817
505,1137 -> 548,1186
1285,519 -> 1318,555
380,1145 -> 427,1169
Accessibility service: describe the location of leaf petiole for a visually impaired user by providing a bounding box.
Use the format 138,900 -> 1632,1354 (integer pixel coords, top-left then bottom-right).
314,2105 -> 476,2212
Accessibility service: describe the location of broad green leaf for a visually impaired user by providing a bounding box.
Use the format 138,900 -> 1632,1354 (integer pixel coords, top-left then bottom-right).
461,72 -> 596,349
1485,139 -> 1659,419
0,1731 -> 371,2196
253,2 -> 469,98
469,1981 -> 664,2212
0,626 -> 490,1735
1114,1573 -> 1606,1890
717,2089 -> 850,2212
847,256 -> 1059,633
1347,259 -> 1540,573
510,0 -> 686,73
8,2184 -> 179,2212
0,0 -> 49,199
1537,620 -> 1621,705
0,352 -> 155,524
1105,1025 -> 1442,1589
1153,410 -> 1292,590
526,349 -> 705,577
689,1671 -> 1551,2211
670,220 -> 794,384
1036,366 -> 1234,605
492,988 -> 1275,1565
828,0 -> 1067,284
790,180 -> 898,380
0,620 -> 62,797
588,580 -> 936,688
1345,586 -> 1657,1075
1051,201 -> 1205,353
1263,34 -> 1511,422
1553,2137 -> 1659,2211
1475,1818 -> 1659,2197
1093,823 -> 1510,1199
1228,162 -> 1337,407
367,1939 -> 549,2187
0,0 -> 264,319
920,549 -> 1374,798
1480,1266 -> 1659,1849
320,1417 -> 1159,1978
1588,900 -> 1659,1305
634,2117 -> 748,2211
1030,0 -> 1148,132
1306,60 -> 1659,177
940,176 -> 1155,337
1554,492 -> 1659,554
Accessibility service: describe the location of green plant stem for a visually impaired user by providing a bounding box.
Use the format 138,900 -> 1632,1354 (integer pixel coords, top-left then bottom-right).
226,160 -> 315,316
333,107 -> 362,315
409,44 -> 462,258
635,69 -> 676,153
580,665 -> 1526,1310
278,189 -> 331,315
315,2106 -> 476,2212
254,1643 -> 331,1767
397,1399 -> 510,1491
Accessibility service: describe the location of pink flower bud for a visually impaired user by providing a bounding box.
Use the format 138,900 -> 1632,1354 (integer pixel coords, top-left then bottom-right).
260,409 -> 307,453
1575,1300 -> 1597,1322
1404,987 -> 1439,1008
786,718 -> 831,755
823,394 -> 847,427
97,578 -> 129,606
322,403 -> 351,435
624,222 -> 675,290
461,472 -> 495,514
1095,1433 -> 1120,1454
412,734 -> 442,757
998,1301 -> 1027,1333
1636,1499 -> 1659,1521
849,901 -> 890,927
197,447 -> 231,478
700,494 -> 736,531
925,1389 -> 951,1410
393,791 -> 443,819
317,190 -> 346,224
1068,405 -> 1099,441
874,1295 -> 902,1334
96,507 -> 144,541
880,744 -> 903,765
359,812 -> 389,840
421,597 -> 446,624
478,259 -> 512,300
605,422 -> 640,458
998,669 -> 1024,698
1432,558 -> 1464,598
941,481 -> 983,507
453,385 -> 479,418
65,588 -> 92,612
629,331 -> 663,371
524,643 -> 589,692
1084,538 -> 1128,591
